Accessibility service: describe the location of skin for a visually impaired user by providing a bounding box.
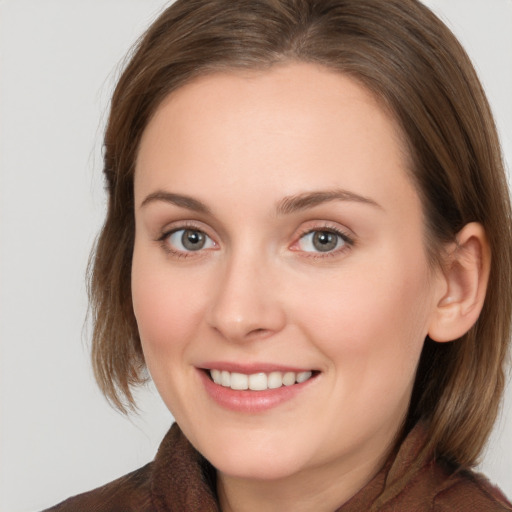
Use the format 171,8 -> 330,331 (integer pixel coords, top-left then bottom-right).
132,63 -> 450,512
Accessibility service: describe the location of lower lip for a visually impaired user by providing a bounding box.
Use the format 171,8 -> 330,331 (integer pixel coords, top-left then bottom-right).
198,370 -> 317,413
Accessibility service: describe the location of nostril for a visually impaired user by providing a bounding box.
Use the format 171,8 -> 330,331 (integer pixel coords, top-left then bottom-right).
246,327 -> 272,339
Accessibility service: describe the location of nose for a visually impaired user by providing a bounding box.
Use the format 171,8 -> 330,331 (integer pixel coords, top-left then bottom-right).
206,250 -> 287,342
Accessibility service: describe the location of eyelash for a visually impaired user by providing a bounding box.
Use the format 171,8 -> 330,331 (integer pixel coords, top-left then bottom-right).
156,223 -> 355,258
293,225 -> 355,258
157,222 -> 216,258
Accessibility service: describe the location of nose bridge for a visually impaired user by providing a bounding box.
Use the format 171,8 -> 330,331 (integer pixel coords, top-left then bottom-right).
207,242 -> 286,341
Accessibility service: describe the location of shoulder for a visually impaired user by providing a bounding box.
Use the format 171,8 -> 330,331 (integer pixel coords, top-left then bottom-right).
40,423 -> 218,512
42,462 -> 154,512
431,467 -> 512,512
378,423 -> 512,512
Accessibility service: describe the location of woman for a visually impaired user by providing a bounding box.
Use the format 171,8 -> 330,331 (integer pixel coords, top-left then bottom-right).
45,0 -> 512,510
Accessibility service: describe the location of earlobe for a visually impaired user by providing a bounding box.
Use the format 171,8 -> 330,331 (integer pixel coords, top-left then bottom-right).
428,222 -> 490,343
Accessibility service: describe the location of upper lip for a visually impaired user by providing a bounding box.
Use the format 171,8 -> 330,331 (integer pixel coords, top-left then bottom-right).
198,362 -> 316,374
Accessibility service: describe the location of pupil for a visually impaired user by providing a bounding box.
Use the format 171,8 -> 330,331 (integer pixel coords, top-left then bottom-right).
313,231 -> 337,252
182,230 -> 205,251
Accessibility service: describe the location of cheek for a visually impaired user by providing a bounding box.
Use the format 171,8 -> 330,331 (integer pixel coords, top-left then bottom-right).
131,248 -> 213,419
293,252 -> 433,382
131,249 -> 206,360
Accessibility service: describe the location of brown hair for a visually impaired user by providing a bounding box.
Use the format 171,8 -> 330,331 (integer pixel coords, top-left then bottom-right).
89,0 -> 512,468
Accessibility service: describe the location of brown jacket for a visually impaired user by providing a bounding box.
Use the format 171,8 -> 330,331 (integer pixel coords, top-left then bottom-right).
44,423 -> 512,511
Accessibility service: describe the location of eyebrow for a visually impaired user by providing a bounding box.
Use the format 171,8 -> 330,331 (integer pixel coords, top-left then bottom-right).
140,191 -> 211,214
140,188 -> 382,215
276,189 -> 382,215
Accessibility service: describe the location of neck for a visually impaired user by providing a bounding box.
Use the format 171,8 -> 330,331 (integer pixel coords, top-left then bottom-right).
216,442 -> 392,512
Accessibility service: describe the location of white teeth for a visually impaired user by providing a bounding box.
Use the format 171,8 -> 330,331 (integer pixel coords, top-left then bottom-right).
282,372 -> 296,386
209,369 -> 314,391
296,371 -> 312,383
230,372 -> 249,390
221,370 -> 231,387
211,369 -> 222,384
267,371 -> 283,389
248,373 -> 267,391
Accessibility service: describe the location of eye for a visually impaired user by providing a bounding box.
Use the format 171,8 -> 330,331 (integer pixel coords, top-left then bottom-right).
297,229 -> 350,253
167,228 -> 216,252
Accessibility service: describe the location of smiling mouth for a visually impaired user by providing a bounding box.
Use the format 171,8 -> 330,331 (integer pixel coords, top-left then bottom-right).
207,369 -> 317,391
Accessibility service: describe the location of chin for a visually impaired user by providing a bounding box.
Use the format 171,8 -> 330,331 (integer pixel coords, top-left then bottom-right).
213,454 -> 307,482
197,432 -> 312,482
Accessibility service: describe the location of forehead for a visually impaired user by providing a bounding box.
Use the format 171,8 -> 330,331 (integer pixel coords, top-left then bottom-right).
135,63 -> 416,217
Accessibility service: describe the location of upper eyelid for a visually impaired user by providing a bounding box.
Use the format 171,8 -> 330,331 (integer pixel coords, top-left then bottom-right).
298,226 -> 352,239
295,229 -> 354,248
158,220 -> 214,239
295,222 -> 356,242
155,214 -> 231,243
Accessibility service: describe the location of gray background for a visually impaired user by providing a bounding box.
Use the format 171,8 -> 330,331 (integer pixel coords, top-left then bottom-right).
0,1 -> 511,510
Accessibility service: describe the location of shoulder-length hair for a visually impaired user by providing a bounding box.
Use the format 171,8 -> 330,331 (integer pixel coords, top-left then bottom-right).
89,0 -> 512,468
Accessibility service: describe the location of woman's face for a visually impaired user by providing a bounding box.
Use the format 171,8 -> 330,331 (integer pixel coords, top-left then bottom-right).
132,63 -> 444,484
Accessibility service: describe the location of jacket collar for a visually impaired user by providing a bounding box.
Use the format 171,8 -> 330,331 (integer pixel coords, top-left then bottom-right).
150,422 -> 431,511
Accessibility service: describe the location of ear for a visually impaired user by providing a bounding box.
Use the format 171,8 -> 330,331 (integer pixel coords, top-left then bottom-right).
428,222 -> 490,343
